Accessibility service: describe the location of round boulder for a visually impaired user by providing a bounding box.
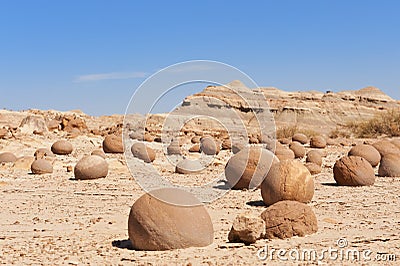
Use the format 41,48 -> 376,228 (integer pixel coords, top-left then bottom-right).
0,152 -> 17,163
292,133 -> 308,144
51,140 -> 73,155
225,147 -> 278,190
91,149 -> 106,159
131,143 -> 156,163
103,135 -> 123,153
310,136 -> 327,149
175,159 -> 204,174
261,200 -> 318,239
378,153 -> 400,177
372,140 -> 399,157
74,155 -> 108,180
333,156 -> 375,186
289,141 -> 306,158
31,159 -> 53,174
261,160 -> 314,206
200,136 -> 220,155
306,150 -> 323,166
305,162 -> 322,175
274,147 -> 295,161
128,188 -> 214,250
348,144 -> 381,167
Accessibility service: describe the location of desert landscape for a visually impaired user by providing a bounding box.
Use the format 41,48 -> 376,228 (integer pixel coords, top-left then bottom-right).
0,82 -> 399,265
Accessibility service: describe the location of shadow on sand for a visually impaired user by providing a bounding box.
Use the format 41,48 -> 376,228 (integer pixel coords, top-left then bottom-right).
112,239 -> 133,250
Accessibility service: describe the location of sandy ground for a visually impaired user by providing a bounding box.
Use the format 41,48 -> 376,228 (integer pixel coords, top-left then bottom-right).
0,133 -> 399,265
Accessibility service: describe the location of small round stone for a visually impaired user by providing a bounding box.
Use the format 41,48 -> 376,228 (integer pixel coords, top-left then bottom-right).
74,155 -> 108,180
292,133 -> 309,144
51,140 -> 73,155
274,147 -> 295,161
306,150 -> 323,166
348,144 -> 381,167
131,142 -> 156,163
305,162 -> 322,175
333,156 -> 375,186
0,152 -> 17,163
200,136 -> 220,155
310,136 -> 327,149
372,140 -> 399,157
103,135 -> 123,153
31,159 -> 53,174
289,141 -> 306,158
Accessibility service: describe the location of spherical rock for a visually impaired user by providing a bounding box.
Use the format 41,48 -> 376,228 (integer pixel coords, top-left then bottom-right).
175,159 -> 204,174
128,188 -> 214,250
200,136 -> 220,155
31,159 -> 53,174
102,135 -> 123,153
0,152 -> 17,163
292,133 -> 308,144
348,144 -> 381,167
289,141 -> 306,158
372,140 -> 399,157
378,153 -> 400,177
131,143 -> 156,163
333,156 -> 375,186
310,136 -> 327,149
228,212 -> 265,245
51,140 -> 73,155
274,147 -> 295,161
305,162 -> 322,175
189,144 -> 200,153
74,155 -> 108,180
261,160 -> 314,206
261,200 -> 318,239
225,147 -> 278,190
91,149 -> 106,159
306,150 -> 323,166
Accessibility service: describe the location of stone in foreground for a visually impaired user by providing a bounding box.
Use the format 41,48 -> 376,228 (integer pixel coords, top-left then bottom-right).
261,200 -> 318,239
228,212 -> 265,245
333,156 -> 375,186
74,155 -> 108,180
128,188 -> 214,250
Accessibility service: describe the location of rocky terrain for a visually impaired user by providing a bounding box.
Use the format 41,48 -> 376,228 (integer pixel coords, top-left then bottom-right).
0,84 -> 399,265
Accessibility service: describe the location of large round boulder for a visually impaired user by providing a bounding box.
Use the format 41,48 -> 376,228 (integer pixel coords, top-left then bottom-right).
0,152 -> 17,163
175,159 -> 204,174
378,153 -> 400,177
102,135 -> 123,153
225,147 -> 278,190
261,160 -> 314,206
289,141 -> 306,158
274,147 -> 295,161
74,155 -> 108,180
292,133 -> 309,144
372,140 -> 399,157
128,188 -> 214,250
51,140 -> 73,155
305,162 -> 322,175
333,156 -> 375,186
310,136 -> 327,149
131,143 -> 156,163
261,200 -> 318,239
200,136 -> 220,155
31,159 -> 53,174
306,150 -> 323,166
348,144 -> 381,167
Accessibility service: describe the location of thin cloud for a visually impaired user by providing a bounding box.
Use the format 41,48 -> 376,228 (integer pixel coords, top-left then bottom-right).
74,71 -> 148,82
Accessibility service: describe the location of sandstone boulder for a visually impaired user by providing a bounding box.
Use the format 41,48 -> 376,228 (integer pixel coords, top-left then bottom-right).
0,152 -> 17,163
333,156 -> 375,186
228,212 -> 265,245
74,156 -> 108,180
292,133 -> 309,144
131,142 -> 156,163
91,149 -> 106,159
274,147 -> 295,161
51,140 -> 73,155
289,141 -> 306,158
305,162 -> 322,175
378,153 -> 400,177
310,136 -> 327,149
31,159 -> 53,174
348,144 -> 381,167
103,135 -> 123,153
200,136 -> 220,155
306,150 -> 323,166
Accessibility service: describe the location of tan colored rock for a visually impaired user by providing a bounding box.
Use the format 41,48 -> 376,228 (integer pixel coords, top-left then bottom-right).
0,128 -> 8,139
261,160 -> 314,206
34,148 -> 55,160
0,152 -> 17,163
274,147 -> 295,161
305,162 -> 322,175
289,141 -> 306,158
19,115 -> 48,135
51,140 -> 73,155
91,149 -> 106,159
175,159 -> 204,174
191,136 -> 201,144
47,119 -> 60,131
200,136 -> 220,155
228,212 -> 265,245
279,138 -> 291,145
310,136 -> 326,149
225,147 -> 278,190
74,156 -> 108,180
128,188 -> 214,250
31,159 -> 53,174
348,144 -> 381,167
13,156 -> 35,170
391,139 -> 400,149
378,153 -> 400,177
131,143 -> 156,163
292,133 -> 308,144
103,134 -> 123,153
61,115 -> 87,133
306,150 -> 323,166
372,140 -> 399,157
261,201 -> 318,239
333,156 -> 375,186
189,144 -> 200,153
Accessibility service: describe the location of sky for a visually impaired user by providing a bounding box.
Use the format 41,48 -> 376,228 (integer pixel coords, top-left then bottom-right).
0,0 -> 399,115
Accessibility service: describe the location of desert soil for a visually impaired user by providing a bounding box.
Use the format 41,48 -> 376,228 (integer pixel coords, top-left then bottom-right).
1,133 -> 399,265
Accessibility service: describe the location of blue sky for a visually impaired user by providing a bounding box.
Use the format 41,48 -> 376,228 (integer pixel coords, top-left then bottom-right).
0,0 -> 399,115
